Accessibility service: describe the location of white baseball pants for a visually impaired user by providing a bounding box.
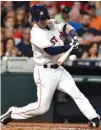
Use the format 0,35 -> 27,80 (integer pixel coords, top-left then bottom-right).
10,65 -> 100,120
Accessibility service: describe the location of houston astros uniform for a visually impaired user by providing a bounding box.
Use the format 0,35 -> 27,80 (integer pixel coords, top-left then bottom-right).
0,4 -> 100,127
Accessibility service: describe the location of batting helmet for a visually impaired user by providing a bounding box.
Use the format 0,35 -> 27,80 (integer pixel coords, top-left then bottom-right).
30,4 -> 50,22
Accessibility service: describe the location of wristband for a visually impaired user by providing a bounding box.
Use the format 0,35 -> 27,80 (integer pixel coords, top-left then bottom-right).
69,29 -> 77,38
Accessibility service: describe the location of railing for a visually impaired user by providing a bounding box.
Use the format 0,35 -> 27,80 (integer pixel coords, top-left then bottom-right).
1,57 -> 101,73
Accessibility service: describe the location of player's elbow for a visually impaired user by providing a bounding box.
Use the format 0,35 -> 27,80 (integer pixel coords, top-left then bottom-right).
44,48 -> 55,55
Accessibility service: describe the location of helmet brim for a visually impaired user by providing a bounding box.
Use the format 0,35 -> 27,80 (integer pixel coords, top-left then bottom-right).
33,15 -> 50,22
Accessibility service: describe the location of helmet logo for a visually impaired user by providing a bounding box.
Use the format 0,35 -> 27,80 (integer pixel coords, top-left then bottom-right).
40,11 -> 44,16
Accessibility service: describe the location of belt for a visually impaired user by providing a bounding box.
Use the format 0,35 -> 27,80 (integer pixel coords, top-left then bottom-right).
43,64 -> 59,69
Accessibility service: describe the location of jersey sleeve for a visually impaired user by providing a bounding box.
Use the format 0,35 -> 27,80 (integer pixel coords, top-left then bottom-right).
30,28 -> 52,49
53,19 -> 68,32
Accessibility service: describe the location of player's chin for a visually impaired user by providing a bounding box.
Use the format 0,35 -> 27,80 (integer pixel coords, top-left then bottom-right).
42,24 -> 47,28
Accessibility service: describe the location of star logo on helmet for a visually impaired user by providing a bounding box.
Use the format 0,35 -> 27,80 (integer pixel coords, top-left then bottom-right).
40,11 -> 44,16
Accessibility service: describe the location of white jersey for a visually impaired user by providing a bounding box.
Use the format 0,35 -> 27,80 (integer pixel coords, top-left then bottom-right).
30,19 -> 66,65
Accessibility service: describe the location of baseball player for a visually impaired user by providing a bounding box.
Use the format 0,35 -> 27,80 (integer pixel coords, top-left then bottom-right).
0,4 -> 100,128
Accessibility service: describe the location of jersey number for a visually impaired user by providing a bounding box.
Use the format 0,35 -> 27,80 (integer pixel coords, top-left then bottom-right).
50,36 -> 58,45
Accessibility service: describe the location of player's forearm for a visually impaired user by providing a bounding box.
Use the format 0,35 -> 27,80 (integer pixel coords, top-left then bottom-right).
65,24 -> 74,33
44,45 -> 71,55
63,24 -> 79,47
63,24 -> 77,38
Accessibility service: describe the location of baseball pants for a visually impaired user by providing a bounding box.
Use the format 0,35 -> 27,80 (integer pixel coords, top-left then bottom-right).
10,65 -> 99,120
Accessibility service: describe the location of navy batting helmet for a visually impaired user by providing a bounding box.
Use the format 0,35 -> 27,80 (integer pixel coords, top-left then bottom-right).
30,4 -> 50,22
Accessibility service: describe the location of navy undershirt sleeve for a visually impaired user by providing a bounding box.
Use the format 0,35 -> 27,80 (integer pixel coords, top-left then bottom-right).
44,45 -> 70,55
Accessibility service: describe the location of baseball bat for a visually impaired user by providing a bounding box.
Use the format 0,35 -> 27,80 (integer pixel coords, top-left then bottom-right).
56,42 -> 78,65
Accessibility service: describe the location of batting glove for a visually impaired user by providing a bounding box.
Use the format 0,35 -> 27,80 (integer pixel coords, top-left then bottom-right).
71,36 -> 80,49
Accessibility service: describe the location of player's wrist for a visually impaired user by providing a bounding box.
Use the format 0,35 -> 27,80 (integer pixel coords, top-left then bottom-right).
71,38 -> 79,49
69,29 -> 77,38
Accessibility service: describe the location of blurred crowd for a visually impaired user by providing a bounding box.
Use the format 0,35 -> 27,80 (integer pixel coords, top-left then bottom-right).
1,1 -> 101,60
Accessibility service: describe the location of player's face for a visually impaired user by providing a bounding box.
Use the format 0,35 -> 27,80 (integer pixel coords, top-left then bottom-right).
36,19 -> 48,28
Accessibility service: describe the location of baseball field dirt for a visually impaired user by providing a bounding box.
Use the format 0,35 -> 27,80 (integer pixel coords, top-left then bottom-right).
1,122 -> 101,130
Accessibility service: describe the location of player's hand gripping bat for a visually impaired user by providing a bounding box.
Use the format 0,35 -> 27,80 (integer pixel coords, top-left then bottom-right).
56,41 -> 79,66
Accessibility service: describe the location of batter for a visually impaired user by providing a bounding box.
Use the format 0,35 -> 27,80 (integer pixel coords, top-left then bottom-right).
0,4 -> 100,128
